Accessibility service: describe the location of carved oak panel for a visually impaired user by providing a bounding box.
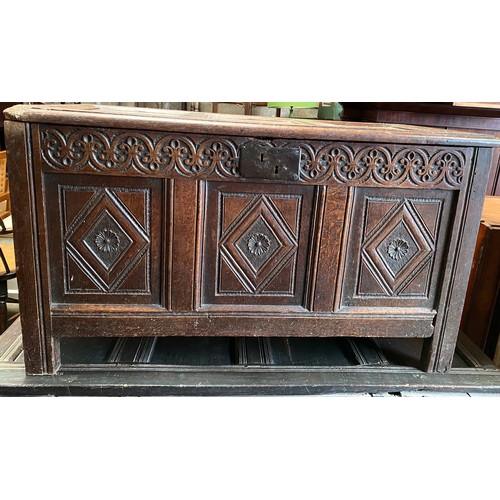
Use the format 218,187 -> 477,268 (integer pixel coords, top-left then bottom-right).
44,174 -> 163,305
37,125 -> 470,189
341,187 -> 455,309
202,182 -> 315,309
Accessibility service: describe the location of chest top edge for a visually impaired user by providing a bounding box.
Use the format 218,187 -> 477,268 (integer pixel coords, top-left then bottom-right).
4,104 -> 500,148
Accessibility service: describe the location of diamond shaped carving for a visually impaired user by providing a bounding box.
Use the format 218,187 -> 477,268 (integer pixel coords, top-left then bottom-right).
65,190 -> 149,292
82,209 -> 134,271
362,202 -> 433,295
219,196 -> 297,293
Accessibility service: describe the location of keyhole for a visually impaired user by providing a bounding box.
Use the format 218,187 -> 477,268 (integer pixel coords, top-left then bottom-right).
260,153 -> 264,162
274,165 -> 279,175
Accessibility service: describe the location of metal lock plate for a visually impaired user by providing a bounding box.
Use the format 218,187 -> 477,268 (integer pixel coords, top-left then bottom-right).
239,141 -> 301,181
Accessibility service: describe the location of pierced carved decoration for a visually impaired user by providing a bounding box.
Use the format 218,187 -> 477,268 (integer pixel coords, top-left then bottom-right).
40,126 -> 467,188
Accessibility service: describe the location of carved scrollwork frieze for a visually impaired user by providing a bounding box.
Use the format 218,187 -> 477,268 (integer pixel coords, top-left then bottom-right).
41,127 -> 240,178
295,143 -> 466,188
39,126 -> 467,188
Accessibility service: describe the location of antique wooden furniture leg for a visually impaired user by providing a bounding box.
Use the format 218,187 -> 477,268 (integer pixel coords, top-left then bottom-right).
420,148 -> 493,371
5,121 -> 60,374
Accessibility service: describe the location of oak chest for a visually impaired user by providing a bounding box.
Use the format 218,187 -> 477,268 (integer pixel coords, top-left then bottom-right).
4,104 -> 498,374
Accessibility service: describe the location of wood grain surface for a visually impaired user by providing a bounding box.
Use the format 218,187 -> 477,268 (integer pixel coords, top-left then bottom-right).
3,105 -> 498,375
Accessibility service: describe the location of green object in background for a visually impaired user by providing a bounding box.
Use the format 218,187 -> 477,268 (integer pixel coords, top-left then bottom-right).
318,102 -> 343,120
267,102 -> 318,118
267,102 -> 343,119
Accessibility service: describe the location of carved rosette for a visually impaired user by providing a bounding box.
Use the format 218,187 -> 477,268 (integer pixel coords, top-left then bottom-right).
387,238 -> 409,261
94,228 -> 120,253
246,233 -> 271,256
40,126 -> 467,188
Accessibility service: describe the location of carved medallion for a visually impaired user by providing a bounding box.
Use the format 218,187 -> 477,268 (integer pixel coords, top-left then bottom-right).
94,228 -> 121,254
387,238 -> 409,261
246,233 -> 271,256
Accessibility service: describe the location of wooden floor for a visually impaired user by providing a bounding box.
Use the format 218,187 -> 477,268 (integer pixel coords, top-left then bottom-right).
1,317 -> 500,396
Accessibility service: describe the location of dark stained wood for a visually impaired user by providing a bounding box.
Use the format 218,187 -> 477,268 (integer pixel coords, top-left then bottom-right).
455,330 -> 497,369
341,102 -> 500,195
29,123 -> 475,191
4,104 -> 499,147
2,318 -> 500,395
341,102 -> 500,131
461,196 -> 500,356
4,121 -> 56,374
106,337 -> 158,364
43,173 -> 163,305
311,187 -> 348,311
3,104 -> 499,375
461,223 -> 489,333
341,186 -> 455,310
171,177 -> 199,311
421,148 -> 493,371
49,313 -> 435,338
201,181 -> 315,309
3,354 -> 500,397
346,338 -> 389,366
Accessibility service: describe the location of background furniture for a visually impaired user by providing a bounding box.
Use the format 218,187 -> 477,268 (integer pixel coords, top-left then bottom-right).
317,102 -> 343,120
461,196 -> 500,359
341,102 -> 500,196
0,103 -> 21,150
266,102 -> 318,118
4,104 -> 498,375
211,102 -> 271,115
0,150 -> 18,332
0,151 -> 11,218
